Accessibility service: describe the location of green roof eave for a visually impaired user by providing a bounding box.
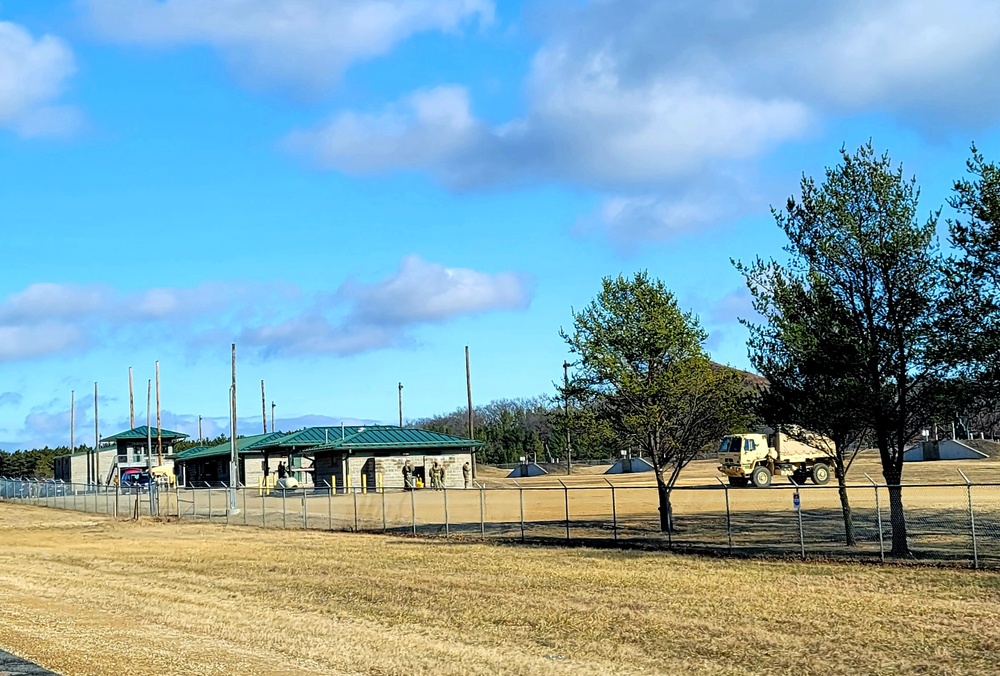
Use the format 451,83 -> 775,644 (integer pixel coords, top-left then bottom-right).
101,425 -> 189,443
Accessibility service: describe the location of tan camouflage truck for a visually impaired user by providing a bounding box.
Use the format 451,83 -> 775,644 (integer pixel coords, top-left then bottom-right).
717,430 -> 834,487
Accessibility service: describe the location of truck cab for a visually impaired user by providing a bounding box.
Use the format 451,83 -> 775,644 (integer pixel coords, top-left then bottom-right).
718,430 -> 833,488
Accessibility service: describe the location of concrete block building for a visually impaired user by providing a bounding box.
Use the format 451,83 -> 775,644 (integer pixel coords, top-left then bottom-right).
174,432 -> 289,486
174,425 -> 481,490
53,425 -> 187,484
289,426 -> 480,490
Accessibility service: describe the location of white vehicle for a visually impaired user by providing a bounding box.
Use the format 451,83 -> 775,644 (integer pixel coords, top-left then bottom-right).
718,430 -> 834,488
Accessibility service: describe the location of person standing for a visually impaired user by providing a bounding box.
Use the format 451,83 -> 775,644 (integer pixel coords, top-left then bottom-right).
462,461 -> 471,489
402,460 -> 413,490
277,462 -> 287,479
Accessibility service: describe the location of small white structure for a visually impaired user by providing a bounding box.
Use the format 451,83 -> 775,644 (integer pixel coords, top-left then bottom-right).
903,439 -> 989,462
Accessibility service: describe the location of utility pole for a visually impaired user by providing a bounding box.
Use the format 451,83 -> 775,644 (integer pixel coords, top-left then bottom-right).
70,390 -> 75,453
271,401 -> 275,433
155,361 -> 162,465
128,366 -> 135,429
94,382 -> 100,485
563,361 -> 572,476
146,380 -> 152,470
230,343 -> 238,512
398,382 -> 403,427
466,346 -> 475,479
261,380 -> 267,433
198,415 -> 203,443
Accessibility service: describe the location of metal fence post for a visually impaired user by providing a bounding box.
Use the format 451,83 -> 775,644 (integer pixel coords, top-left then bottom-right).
381,486 -> 387,533
328,481 -> 333,531
959,469 -> 979,569
605,479 -> 618,541
302,490 -> 308,530
558,479 -> 570,540
353,488 -> 359,532
479,487 -> 485,538
410,487 -> 416,535
796,488 -> 805,559
519,486 -> 525,543
208,486 -> 213,522
865,473 -> 884,562
444,487 -> 450,538
717,478 -> 732,554
261,487 -> 266,528
242,487 -> 247,525
282,489 -> 287,529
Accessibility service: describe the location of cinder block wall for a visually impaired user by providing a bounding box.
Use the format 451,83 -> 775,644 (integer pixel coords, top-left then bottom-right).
347,452 -> 473,490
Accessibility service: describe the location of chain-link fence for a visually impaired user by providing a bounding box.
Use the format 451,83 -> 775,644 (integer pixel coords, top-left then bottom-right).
4,475 -> 1000,568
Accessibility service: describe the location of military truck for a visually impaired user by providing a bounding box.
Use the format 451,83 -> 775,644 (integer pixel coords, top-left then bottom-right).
718,430 -> 834,488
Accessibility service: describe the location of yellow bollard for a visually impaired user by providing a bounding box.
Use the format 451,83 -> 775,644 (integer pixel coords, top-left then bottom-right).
376,472 -> 383,493
362,474 -> 367,494
345,475 -> 351,492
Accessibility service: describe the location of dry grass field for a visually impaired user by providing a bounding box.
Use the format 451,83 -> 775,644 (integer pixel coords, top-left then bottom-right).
2,504 -> 1000,675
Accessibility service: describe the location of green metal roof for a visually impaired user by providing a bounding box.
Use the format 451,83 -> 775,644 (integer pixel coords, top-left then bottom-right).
267,426 -> 367,448
308,426 -> 482,453
101,426 -> 189,443
174,432 -> 287,462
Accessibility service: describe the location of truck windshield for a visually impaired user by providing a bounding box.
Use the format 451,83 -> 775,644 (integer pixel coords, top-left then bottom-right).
719,437 -> 741,454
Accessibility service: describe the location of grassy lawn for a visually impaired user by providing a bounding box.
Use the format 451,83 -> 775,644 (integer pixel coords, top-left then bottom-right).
1,504 -> 999,675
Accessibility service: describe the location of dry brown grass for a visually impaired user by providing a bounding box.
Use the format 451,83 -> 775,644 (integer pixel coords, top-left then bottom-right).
1,504 -> 1000,675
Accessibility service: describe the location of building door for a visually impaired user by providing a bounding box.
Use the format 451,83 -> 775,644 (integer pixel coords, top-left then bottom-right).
362,457 -> 376,491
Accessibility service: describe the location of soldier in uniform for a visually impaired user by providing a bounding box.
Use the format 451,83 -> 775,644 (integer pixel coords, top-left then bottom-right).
402,460 -> 414,490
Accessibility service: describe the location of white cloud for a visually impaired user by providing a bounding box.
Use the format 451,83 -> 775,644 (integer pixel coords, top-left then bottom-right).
289,0 -> 1000,245
0,258 -> 531,362
0,281 -> 275,362
241,254 -> 533,356
291,81 -> 810,190
0,21 -> 80,137
343,254 -> 530,324
82,0 -> 493,91
0,324 -> 85,361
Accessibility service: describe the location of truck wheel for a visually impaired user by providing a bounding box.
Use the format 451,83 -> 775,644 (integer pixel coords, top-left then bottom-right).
751,466 -> 772,488
728,477 -> 749,487
811,463 -> 831,485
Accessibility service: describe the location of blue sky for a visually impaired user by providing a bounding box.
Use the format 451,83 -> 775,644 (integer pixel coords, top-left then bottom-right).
2,0 -> 999,449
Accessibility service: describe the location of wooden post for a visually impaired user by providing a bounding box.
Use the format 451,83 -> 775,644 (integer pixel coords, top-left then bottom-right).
146,380 -> 152,470
466,346 -> 475,479
94,382 -> 100,485
271,402 -> 275,433
261,380 -> 267,433
398,382 -> 403,427
230,344 -> 238,511
563,361 -> 572,476
128,366 -> 135,429
198,415 -> 202,443
155,361 -> 162,465
70,390 -> 75,455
